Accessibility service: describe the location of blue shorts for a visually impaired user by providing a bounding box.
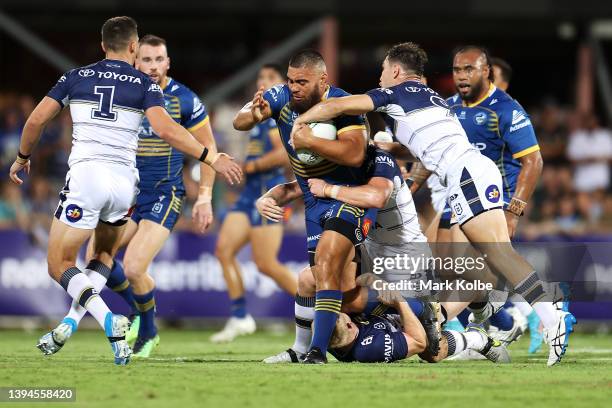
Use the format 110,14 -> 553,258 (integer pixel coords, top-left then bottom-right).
305,199 -> 373,264
131,188 -> 184,231
231,174 -> 286,226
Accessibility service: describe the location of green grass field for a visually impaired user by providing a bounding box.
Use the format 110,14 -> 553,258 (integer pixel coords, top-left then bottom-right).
1,328 -> 611,408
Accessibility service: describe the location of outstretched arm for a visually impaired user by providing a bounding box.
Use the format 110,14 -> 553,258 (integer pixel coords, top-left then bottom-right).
294,95 -> 375,126
9,97 -> 61,184
233,86 -> 273,131
308,177 -> 393,209
256,180 -> 302,222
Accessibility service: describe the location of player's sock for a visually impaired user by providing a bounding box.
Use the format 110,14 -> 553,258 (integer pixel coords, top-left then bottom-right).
490,308 -> 514,331
64,260 -> 112,327
59,267 -> 112,328
231,296 -> 247,319
106,260 -> 138,315
364,289 -> 392,315
457,309 -> 471,327
406,298 -> 424,318
310,290 -> 342,353
441,330 -> 468,357
510,294 -> 534,316
513,271 -> 558,329
292,294 -> 315,355
134,289 -> 157,339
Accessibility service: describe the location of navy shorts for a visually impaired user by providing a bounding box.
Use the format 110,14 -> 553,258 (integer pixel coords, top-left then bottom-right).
131,188 -> 184,230
231,174 -> 286,226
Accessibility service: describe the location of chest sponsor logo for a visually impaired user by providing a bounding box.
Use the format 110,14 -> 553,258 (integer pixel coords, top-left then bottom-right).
361,335 -> 374,346
457,111 -> 466,120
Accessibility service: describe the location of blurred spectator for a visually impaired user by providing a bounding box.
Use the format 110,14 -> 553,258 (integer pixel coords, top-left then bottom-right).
0,180 -> 29,230
535,100 -> 569,166
567,112 -> 612,224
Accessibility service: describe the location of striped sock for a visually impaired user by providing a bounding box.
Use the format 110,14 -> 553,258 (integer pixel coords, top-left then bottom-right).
134,289 -> 157,339
106,260 -> 137,315
231,297 -> 247,318
310,290 -> 342,354
292,294 -> 315,355
60,267 -> 111,329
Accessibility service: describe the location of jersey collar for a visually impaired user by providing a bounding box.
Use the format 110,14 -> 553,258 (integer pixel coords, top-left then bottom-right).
321,85 -> 331,101
463,83 -> 496,108
160,76 -> 172,91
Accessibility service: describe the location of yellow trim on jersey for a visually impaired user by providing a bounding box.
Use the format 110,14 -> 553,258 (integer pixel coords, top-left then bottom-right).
512,144 -> 540,159
268,127 -> 280,139
463,83 -> 496,108
336,124 -> 367,135
187,115 -> 210,132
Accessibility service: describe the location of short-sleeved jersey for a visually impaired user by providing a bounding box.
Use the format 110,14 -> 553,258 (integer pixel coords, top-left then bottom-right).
446,85 -> 539,203
366,81 -> 476,182
262,84 -> 368,207
48,59 -> 164,169
244,118 -> 284,180
330,314 -> 408,363
366,148 -> 426,245
136,77 -> 209,191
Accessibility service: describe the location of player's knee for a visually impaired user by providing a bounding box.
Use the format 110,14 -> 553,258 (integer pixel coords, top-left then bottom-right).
123,257 -> 146,281
215,241 -> 234,263
297,267 -> 315,294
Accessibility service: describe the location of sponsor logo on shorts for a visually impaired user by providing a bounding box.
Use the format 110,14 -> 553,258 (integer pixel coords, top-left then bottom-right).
485,184 -> 501,203
453,202 -> 463,216
473,112 -> 488,125
307,234 -> 321,243
449,194 -> 459,202
362,219 -> 372,237
355,228 -> 363,242
65,204 -> 83,222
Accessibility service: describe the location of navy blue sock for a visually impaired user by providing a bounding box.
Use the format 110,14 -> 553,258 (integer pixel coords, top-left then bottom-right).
407,298 -> 424,319
310,290 -> 342,354
457,309 -> 471,327
231,297 -> 247,318
134,289 -> 157,339
490,308 -> 514,331
106,260 -> 138,315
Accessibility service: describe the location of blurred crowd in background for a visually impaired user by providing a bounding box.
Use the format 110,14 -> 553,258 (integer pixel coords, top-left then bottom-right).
1,88 -> 611,245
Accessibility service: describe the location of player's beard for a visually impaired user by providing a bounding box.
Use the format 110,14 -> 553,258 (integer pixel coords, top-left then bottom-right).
459,79 -> 485,104
290,87 -> 323,114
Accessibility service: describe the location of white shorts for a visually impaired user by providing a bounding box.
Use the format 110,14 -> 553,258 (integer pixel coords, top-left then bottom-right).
55,161 -> 138,229
445,151 -> 503,226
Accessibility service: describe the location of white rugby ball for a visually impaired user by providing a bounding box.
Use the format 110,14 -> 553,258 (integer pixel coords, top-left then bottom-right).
296,121 -> 337,166
373,131 -> 394,143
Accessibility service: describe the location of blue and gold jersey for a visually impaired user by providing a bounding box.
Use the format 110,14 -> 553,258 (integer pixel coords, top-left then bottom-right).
447,85 -> 539,203
262,84 -> 367,207
245,118 -> 284,180
136,77 -> 209,192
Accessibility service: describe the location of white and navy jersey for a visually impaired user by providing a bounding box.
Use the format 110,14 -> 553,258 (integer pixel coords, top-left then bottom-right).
47,59 -> 165,168
330,314 -> 408,363
366,81 -> 477,182
365,148 -> 426,246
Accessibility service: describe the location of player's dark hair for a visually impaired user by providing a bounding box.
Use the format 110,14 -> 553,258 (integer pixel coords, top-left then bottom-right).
101,16 -> 138,52
260,63 -> 285,79
491,57 -> 513,84
385,42 -> 428,76
453,45 -> 494,82
140,34 -> 167,47
288,49 -> 325,70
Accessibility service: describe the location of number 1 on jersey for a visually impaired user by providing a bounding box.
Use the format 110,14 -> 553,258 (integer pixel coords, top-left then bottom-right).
92,86 -> 117,121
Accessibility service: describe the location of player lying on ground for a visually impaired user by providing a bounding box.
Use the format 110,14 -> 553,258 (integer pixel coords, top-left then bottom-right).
13,17 -> 241,365
233,50 -> 371,364
291,41 -> 574,366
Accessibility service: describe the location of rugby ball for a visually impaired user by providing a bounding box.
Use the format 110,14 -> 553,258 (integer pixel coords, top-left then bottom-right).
373,131 -> 394,143
296,121 -> 337,166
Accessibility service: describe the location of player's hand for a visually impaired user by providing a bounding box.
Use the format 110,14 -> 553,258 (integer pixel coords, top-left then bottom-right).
192,200 -> 214,233
9,159 -> 30,185
256,196 -> 284,222
251,86 -> 269,123
308,178 -> 327,198
505,211 -> 519,239
243,160 -> 257,175
211,153 -> 242,185
290,123 -> 313,150
377,289 -> 404,307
